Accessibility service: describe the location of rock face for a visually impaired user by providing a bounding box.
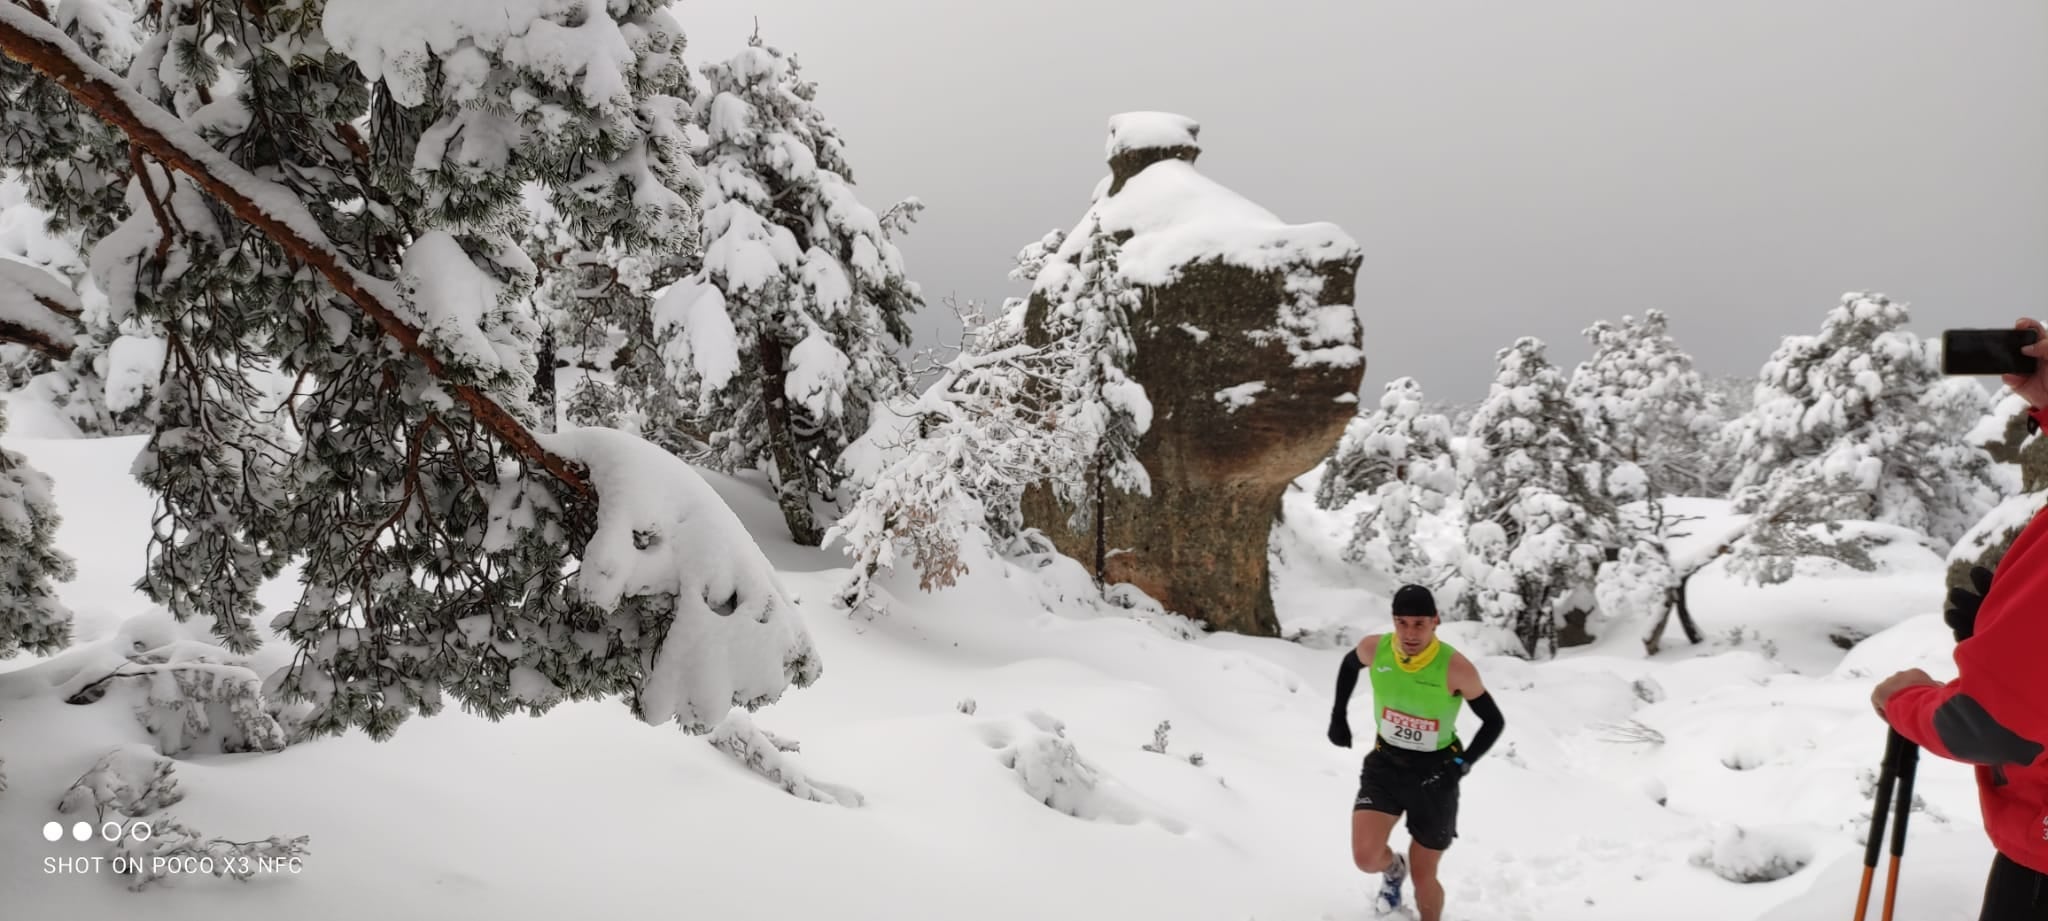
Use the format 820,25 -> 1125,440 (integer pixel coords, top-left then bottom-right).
1020,113 -> 1365,637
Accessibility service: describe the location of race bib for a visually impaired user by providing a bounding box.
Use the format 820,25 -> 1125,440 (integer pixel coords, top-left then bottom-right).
1379,707 -> 1440,752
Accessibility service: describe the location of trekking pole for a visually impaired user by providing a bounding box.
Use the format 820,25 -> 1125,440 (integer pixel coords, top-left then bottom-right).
1880,738 -> 1920,921
1852,730 -> 1906,920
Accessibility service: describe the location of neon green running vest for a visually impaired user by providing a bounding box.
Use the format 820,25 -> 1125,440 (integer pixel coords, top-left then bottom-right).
1368,634 -> 1462,752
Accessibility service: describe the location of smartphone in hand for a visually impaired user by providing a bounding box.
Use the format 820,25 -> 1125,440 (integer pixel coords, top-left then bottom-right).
1942,328 -> 2040,376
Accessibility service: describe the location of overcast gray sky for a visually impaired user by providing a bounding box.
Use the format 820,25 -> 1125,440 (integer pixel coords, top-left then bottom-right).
674,0 -> 2048,404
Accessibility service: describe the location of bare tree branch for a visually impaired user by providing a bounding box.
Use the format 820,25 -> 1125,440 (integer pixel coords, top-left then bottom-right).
0,6 -> 591,496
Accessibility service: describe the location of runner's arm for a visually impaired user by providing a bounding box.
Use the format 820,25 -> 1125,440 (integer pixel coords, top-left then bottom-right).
1451,653 -> 1504,767
1463,693 -> 1504,766
1329,638 -> 1374,747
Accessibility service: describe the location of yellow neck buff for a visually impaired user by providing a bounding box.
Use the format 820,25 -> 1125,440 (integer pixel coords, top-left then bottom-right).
1393,637 -> 1441,673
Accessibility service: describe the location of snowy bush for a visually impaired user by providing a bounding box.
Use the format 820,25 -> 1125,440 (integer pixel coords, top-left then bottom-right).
1595,719 -> 1666,746
1726,293 -> 2001,583
67,639 -> 288,756
707,710 -> 863,807
1001,729 -> 1109,818
58,744 -> 185,817
59,744 -> 310,891
1689,825 -> 1814,884
1595,535 -> 1678,641
972,710 -> 1182,831
1144,719 -> 1171,754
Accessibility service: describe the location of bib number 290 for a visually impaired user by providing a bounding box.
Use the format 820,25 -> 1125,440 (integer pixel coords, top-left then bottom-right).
1379,707 -> 1441,752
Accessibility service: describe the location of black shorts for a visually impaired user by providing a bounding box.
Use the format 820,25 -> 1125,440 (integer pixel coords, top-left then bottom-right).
1352,745 -> 1460,851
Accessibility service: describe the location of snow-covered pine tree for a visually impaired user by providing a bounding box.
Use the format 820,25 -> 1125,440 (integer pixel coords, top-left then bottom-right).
1568,309 -> 1716,498
524,173 -> 713,450
1036,216 -> 1152,544
826,305 -> 1089,611
0,398 -> 74,659
675,34 -> 922,546
1725,293 -> 2001,583
1567,310 -> 1719,650
1316,377 -> 1456,582
0,0 -> 816,738
1455,337 -> 1617,658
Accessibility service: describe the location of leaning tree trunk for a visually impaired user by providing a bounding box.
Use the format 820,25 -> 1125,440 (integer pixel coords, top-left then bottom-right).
757,336 -> 821,546
1643,565 -> 1707,655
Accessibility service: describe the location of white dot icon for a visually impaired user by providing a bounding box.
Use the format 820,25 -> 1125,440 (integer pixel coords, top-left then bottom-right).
71,822 -> 92,842
42,822 -> 61,842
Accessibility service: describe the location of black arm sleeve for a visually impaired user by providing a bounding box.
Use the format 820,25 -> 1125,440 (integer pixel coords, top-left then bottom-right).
1462,691 -> 1504,764
1332,650 -> 1362,726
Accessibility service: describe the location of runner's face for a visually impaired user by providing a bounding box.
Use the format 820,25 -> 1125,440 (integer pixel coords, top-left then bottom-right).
1392,615 -> 1436,654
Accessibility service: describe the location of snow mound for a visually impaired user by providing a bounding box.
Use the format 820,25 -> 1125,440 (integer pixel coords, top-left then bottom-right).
1105,111 -> 1199,157
979,711 -> 1188,834
1689,824 -> 1816,883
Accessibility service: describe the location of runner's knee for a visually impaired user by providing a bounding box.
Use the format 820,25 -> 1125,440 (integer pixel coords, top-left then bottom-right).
1352,843 -> 1392,873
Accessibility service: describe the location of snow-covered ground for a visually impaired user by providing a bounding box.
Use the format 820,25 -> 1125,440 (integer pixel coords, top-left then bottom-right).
0,397 -> 1998,920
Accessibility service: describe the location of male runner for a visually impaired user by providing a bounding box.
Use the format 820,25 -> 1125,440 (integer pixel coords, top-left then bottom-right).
1329,584 -> 1506,919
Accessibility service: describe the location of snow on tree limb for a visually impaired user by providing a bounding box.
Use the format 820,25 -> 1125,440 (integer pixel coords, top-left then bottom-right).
0,256 -> 81,358
537,427 -> 820,730
0,5 -> 590,496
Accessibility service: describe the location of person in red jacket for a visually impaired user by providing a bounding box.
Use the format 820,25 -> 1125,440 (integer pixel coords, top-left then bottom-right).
1873,317 -> 2048,920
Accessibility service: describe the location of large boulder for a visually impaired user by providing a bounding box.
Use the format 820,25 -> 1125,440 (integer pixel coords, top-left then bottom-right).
1020,112 -> 1365,637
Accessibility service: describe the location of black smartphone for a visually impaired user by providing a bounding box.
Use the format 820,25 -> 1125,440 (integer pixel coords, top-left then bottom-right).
1941,328 -> 2039,376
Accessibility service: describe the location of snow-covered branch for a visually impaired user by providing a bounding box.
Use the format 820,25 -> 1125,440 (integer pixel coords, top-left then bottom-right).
58,744 -> 311,891
0,6 -> 590,496
0,257 -> 81,358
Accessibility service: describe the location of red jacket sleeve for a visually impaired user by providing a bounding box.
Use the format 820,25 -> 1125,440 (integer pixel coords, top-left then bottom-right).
1886,677 -> 2047,767
1884,682 -> 1964,760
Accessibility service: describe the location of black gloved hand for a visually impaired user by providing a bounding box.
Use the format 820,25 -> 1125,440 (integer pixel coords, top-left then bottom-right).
1328,718 -> 1352,748
1945,565 -> 1993,642
1421,756 -> 1469,787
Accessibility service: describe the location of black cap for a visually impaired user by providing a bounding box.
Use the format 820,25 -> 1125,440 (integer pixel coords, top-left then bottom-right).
1392,584 -> 1438,617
